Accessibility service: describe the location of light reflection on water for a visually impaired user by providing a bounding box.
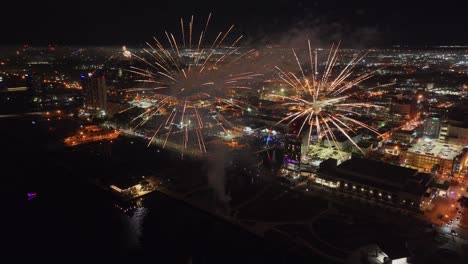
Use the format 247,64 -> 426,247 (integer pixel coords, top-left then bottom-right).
128,206 -> 148,247
119,198 -> 148,249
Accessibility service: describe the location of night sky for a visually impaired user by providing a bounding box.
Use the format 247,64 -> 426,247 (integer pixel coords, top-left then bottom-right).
2,0 -> 467,47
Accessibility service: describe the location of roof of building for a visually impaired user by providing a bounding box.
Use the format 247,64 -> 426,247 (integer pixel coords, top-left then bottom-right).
319,157 -> 432,196
407,141 -> 463,160
393,129 -> 416,135
357,141 -> 374,149
109,175 -> 143,190
338,157 -> 418,185
304,145 -> 350,166
331,130 -> 361,142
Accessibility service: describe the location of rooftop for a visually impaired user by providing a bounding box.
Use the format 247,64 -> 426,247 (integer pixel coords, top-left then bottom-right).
407,140 -> 463,160
357,141 -> 374,149
319,157 -> 432,196
303,144 -> 350,167
394,129 -> 416,135
332,130 -> 361,142
338,157 -> 418,186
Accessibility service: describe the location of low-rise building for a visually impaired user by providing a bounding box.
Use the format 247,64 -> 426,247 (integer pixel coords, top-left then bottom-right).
322,131 -> 362,151
316,157 -> 434,211
392,129 -> 417,144
400,141 -> 468,176
446,123 -> 468,146
302,144 -> 352,168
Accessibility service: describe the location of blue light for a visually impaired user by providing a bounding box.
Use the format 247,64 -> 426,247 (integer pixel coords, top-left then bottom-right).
27,193 -> 37,200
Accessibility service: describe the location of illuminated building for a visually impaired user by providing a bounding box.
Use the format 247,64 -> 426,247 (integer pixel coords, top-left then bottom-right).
82,71 -> 107,114
284,136 -> 303,172
355,244 -> 410,264
109,176 -> 158,201
317,157 -> 433,211
453,151 -> 468,175
392,129 -> 416,144
64,125 -> 119,146
302,144 -> 351,172
401,141 -> 468,176
438,122 -> 449,143
423,116 -> 441,139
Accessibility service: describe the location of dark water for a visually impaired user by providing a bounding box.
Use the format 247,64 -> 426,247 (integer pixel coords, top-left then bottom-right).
2,117 -> 317,263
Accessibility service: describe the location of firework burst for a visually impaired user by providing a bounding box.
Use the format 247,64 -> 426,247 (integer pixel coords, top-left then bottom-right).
122,14 -> 259,157
271,41 -> 391,153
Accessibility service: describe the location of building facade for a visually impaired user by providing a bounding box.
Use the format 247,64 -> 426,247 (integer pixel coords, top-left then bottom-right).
401,141 -> 467,176
82,71 -> 107,114
392,129 -> 416,144
423,116 -> 441,139
284,135 -> 303,172
447,124 -> 468,146
316,158 -> 433,211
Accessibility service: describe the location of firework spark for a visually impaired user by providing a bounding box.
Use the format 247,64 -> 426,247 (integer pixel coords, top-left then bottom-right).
271,41 -> 390,153
124,14 -> 259,157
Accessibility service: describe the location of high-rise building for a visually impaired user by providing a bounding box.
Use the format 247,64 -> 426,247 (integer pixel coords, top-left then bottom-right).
284,136 -> 302,163
423,116 -> 441,139
81,71 -> 107,114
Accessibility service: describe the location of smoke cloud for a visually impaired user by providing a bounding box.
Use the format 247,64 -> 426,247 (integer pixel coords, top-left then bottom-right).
206,145 -> 231,211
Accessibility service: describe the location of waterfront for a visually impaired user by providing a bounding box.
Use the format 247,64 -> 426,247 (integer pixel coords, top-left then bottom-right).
3,116 -> 323,263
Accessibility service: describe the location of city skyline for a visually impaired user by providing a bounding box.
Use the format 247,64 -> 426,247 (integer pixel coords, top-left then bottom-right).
2,3 -> 468,263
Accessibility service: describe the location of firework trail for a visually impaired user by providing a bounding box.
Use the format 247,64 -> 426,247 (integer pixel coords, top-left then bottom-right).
271,41 -> 391,153
122,14 -> 260,157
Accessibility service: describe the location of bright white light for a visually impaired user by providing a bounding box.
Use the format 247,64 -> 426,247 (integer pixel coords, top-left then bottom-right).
122,46 -> 132,58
